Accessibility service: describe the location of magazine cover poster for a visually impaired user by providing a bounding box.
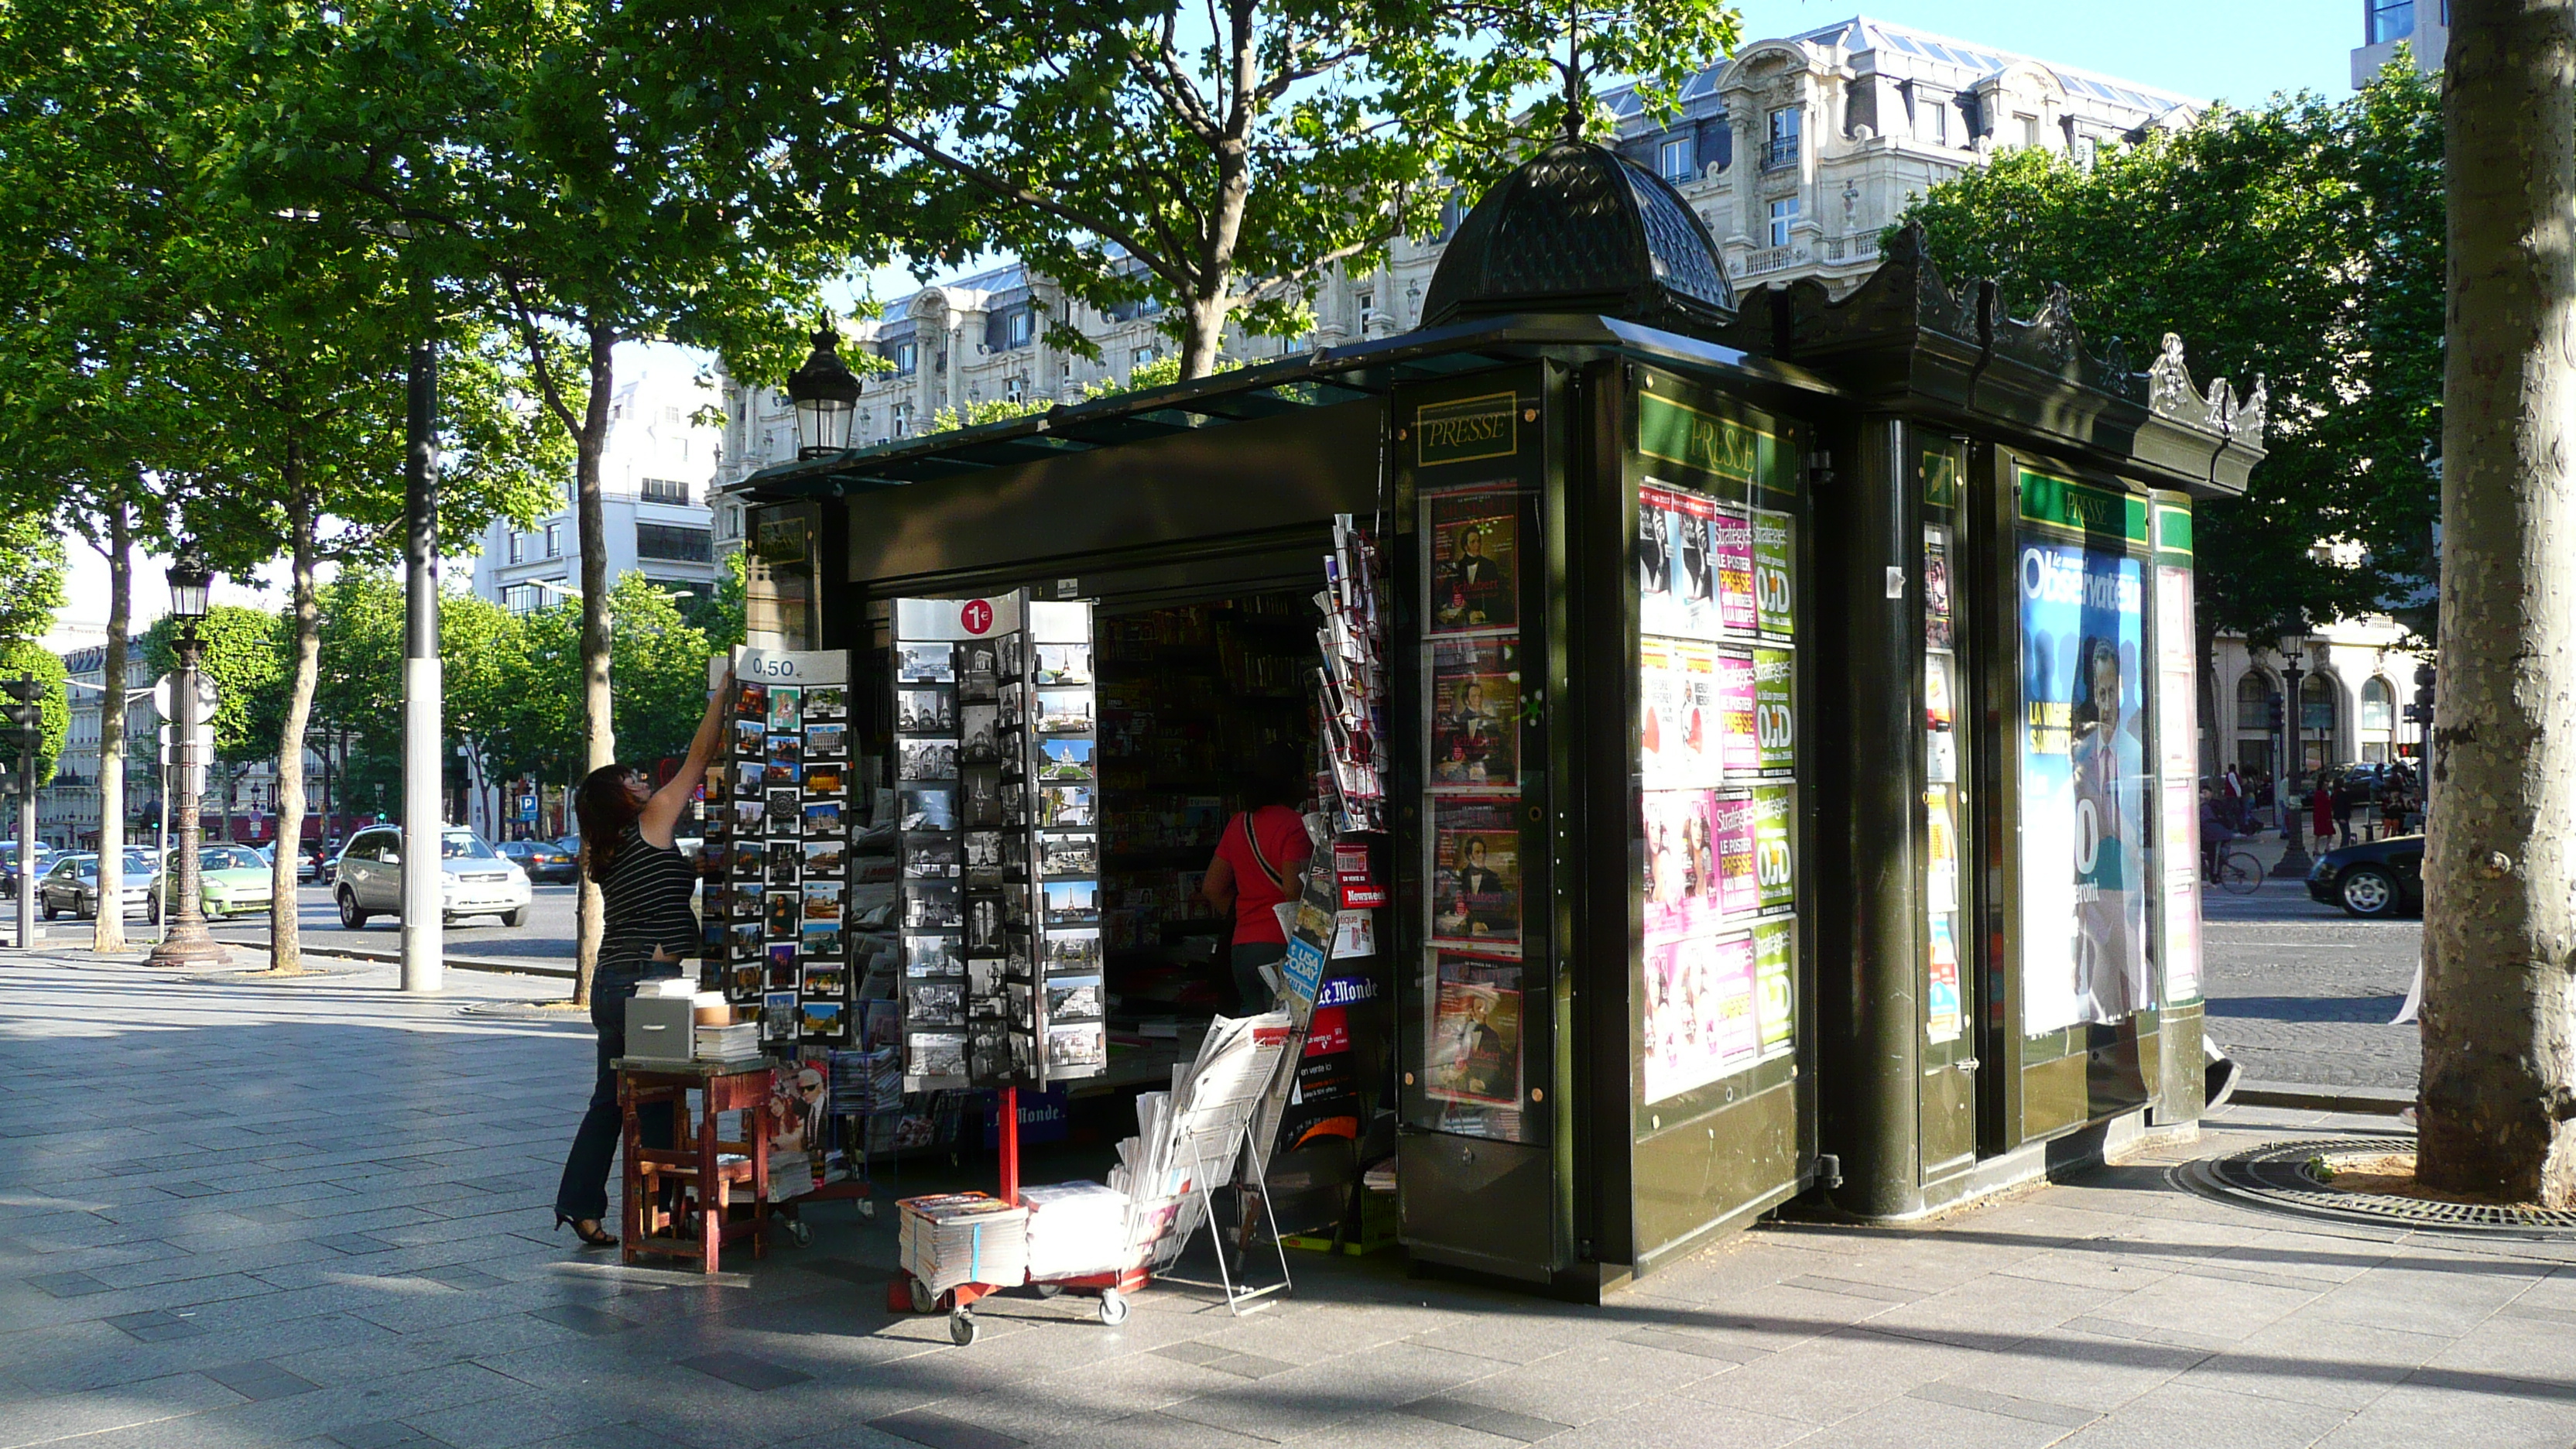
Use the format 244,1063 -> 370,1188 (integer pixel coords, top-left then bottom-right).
1425,977 -> 1522,1106
1712,505 -> 1758,635
1924,528 -> 1957,650
1643,789 -> 1721,942
2017,540 -> 2148,1033
1713,793 -> 1759,920
1752,508 -> 1797,639
1429,491 -> 1518,632
1714,649 -> 1760,777
1643,933 -> 1759,1102
1752,916 -> 1797,1060
1430,803 -> 1519,950
1430,637 -> 1519,789
1754,649 -> 1796,776
1639,640 -> 1719,790
1638,485 -> 1720,638
1752,785 -> 1796,914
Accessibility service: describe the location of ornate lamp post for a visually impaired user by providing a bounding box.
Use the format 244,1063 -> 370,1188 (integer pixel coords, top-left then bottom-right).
2276,630 -> 2316,879
148,546 -> 228,968
786,325 -> 861,458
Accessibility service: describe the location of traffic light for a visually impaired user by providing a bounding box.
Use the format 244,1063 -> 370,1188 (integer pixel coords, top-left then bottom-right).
2407,663 -> 2436,724
2266,694 -> 2285,733
0,678 -> 41,760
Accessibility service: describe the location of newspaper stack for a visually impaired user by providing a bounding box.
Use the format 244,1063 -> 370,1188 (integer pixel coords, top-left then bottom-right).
1110,1011 -> 1296,1273
1314,514 -> 1386,831
1019,1180 -> 1132,1279
896,1192 -> 1030,1293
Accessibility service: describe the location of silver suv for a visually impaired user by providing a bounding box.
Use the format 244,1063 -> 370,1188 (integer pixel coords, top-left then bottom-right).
334,825 -> 532,929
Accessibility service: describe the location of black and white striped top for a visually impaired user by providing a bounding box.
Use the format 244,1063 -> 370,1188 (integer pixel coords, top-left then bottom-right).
600,824 -> 698,963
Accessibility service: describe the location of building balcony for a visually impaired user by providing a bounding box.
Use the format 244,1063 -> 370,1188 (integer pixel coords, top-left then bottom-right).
1760,140 -> 1799,173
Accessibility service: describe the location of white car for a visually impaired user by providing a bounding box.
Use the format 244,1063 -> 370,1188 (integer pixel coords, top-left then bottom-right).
332,824 -> 533,928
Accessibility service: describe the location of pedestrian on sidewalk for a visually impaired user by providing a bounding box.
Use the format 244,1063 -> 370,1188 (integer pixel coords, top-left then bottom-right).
551,666 -> 736,1249
2310,772 -> 2334,849
2333,772 -> 2362,846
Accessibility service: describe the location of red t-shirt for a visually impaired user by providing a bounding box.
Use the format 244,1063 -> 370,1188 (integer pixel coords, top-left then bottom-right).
1213,805 -> 1312,945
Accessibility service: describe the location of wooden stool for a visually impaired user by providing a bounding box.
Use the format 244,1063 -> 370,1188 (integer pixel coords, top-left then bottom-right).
614,1057 -> 773,1273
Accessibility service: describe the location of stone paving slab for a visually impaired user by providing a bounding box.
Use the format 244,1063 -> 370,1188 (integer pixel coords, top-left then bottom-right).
5,950 -> 2575,1448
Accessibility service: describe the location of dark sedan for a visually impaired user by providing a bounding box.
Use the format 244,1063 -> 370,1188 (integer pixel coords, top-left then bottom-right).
2306,834 -> 2424,918
498,839 -> 579,884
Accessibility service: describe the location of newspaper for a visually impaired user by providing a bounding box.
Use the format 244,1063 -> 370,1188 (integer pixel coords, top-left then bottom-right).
897,1192 -> 1030,1293
1108,1010 -> 1295,1272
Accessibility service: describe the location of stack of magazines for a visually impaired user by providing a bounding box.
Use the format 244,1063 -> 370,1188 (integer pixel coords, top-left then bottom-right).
829,1046 -> 903,1116
1019,1180 -> 1131,1279
1110,1011 -> 1296,1273
896,1192 -> 1029,1293
1315,514 -> 1386,832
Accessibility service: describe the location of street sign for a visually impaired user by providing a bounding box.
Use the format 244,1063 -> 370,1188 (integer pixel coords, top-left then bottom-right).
518,793 -> 538,822
151,673 -> 220,719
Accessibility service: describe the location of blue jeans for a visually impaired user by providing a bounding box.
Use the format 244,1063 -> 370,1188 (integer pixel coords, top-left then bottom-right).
553,961 -> 680,1222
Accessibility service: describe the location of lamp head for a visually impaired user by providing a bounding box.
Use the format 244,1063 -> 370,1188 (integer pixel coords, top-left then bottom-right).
167,546 -> 214,623
785,327 -> 862,459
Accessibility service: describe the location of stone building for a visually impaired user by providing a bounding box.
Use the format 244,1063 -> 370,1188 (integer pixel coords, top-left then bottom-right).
709,13 -> 2428,803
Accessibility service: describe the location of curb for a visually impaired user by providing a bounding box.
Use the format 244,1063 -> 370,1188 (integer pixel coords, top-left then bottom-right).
2,938 -> 572,981
2231,1079 -> 2415,1117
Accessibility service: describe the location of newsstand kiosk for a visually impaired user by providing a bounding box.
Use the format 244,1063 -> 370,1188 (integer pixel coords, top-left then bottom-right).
721,137 -> 2266,1300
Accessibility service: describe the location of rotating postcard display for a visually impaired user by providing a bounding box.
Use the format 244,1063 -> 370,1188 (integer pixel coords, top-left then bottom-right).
893,593 -> 1107,1091
1633,398 -> 1801,1106
704,648 -> 855,1045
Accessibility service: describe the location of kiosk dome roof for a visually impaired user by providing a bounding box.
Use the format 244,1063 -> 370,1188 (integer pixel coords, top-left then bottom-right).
1422,137 -> 1735,331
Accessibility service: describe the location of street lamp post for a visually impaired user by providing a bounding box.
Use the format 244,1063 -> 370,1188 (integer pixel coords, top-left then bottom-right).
786,325 -> 861,458
148,548 -> 228,968
2276,632 -> 2316,880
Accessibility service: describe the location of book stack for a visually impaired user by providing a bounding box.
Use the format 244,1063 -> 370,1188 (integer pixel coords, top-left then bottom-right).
1019,1180 -> 1131,1279
896,1192 -> 1030,1293
695,1021 -> 761,1060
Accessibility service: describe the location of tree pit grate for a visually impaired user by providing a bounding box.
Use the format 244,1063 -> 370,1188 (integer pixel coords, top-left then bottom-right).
2183,1137 -> 2576,1236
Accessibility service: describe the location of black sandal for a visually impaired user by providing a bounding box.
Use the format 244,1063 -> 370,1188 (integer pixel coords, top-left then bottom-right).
554,1212 -> 618,1249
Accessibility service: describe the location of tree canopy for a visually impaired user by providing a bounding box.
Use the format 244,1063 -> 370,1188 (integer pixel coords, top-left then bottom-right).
1896,57 -> 2444,646
797,0 -> 1743,376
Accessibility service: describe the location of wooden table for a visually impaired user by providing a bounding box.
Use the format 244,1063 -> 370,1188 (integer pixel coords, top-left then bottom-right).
614,1057 -> 772,1273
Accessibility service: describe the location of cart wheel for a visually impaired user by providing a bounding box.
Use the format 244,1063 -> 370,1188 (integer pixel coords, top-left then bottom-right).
857,1197 -> 878,1221
951,1310 -> 980,1346
1097,1289 -> 1129,1327
783,1217 -> 813,1249
1033,1283 -> 1063,1299
908,1276 -> 936,1314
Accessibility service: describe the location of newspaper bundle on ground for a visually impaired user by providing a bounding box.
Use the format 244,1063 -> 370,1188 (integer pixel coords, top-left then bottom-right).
1019,1180 -> 1132,1279
897,1192 -> 1030,1293
1108,1010 -> 1296,1273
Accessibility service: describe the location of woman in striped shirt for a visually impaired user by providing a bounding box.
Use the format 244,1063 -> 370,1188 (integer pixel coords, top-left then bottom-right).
551,668 -> 735,1247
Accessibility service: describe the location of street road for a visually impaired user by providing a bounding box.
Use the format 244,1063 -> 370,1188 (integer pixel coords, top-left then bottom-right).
29,841 -> 2413,1091
2201,838 -> 2420,1093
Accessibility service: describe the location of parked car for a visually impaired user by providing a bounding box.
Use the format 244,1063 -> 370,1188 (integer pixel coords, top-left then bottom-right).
497,839 -> 578,884
2306,834 -> 2424,918
142,844 -> 278,922
0,840 -> 54,895
333,824 -> 531,929
36,851 -> 156,920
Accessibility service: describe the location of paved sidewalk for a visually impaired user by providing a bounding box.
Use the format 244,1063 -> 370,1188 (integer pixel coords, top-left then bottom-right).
4,951 -> 2572,1448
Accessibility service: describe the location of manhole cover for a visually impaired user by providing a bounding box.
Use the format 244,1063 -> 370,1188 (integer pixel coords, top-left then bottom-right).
2184,1137 -> 2576,1236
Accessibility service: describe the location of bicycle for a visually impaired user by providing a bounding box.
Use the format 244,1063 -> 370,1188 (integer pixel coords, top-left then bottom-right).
2206,849 -> 2265,895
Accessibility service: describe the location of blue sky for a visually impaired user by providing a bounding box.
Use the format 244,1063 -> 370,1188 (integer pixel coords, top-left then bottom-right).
1738,2 -> 2358,108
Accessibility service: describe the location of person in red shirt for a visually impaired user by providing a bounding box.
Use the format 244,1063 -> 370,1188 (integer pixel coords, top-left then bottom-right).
1202,748 -> 1314,1014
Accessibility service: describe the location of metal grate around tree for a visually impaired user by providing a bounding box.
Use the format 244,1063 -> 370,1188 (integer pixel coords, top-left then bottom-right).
2184,1138 -> 2576,1235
